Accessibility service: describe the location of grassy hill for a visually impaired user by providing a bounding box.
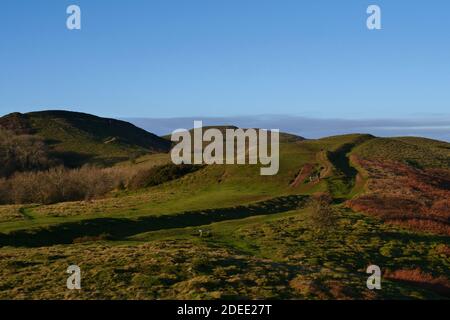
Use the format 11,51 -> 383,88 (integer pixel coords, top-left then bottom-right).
352,137 -> 450,169
0,113 -> 448,300
0,111 -> 171,167
163,126 -> 305,145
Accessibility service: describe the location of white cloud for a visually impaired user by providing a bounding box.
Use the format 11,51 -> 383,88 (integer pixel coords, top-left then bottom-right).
124,115 -> 450,142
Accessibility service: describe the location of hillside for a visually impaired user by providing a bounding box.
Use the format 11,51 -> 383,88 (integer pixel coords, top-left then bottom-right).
163,126 -> 305,144
352,137 -> 450,169
0,111 -> 171,167
348,137 -> 450,235
0,114 -> 448,300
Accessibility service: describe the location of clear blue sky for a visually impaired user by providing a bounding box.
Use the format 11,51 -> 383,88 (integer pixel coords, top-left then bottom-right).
1,0 -> 449,119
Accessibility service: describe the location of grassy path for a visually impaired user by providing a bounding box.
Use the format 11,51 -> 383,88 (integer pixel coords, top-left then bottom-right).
324,143 -> 360,199
0,195 -> 308,248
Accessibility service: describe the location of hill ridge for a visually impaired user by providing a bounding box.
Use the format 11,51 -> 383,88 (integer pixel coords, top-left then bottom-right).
0,110 -> 172,167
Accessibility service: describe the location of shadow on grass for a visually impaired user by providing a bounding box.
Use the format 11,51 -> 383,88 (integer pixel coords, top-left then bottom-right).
0,195 -> 308,248
375,230 -> 450,244
326,143 -> 358,197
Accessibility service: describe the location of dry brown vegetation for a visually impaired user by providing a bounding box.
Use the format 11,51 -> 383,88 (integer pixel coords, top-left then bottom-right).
0,166 -> 138,205
0,162 -> 207,205
0,129 -> 56,177
347,157 -> 450,235
290,163 -> 315,187
385,268 -> 450,297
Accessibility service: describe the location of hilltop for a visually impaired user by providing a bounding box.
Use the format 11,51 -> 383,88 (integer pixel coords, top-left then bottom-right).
0,111 -> 171,167
0,112 -> 448,300
163,125 -> 305,143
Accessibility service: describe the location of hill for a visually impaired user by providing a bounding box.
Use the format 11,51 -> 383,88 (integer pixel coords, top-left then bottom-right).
352,136 -> 450,169
0,114 -> 448,300
0,111 -> 171,167
347,136 -> 450,235
163,125 -> 305,143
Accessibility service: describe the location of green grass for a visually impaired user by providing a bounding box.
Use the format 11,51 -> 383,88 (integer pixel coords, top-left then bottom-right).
1,206 -> 448,299
0,134 -> 420,233
352,137 -> 450,169
0,133 -> 445,236
0,133 -> 449,300
18,111 -> 171,166
0,195 -> 308,247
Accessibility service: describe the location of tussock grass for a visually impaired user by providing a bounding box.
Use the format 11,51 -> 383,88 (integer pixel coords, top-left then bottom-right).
1,208 -> 448,300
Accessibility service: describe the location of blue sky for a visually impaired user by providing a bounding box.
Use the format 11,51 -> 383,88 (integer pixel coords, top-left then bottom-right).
0,0 -> 449,120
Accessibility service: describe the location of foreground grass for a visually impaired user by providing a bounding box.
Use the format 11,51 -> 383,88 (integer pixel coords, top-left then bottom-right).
1,207 -> 448,300
0,195 -> 307,247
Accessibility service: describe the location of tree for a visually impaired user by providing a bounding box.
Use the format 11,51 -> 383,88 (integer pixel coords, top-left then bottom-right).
310,193 -> 338,234
0,129 -> 55,177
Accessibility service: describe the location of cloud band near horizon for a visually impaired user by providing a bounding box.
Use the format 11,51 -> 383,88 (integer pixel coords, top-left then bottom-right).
124,115 -> 450,142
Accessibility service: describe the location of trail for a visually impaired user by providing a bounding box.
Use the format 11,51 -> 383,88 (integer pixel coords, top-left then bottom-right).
290,164 -> 314,187
325,143 -> 358,199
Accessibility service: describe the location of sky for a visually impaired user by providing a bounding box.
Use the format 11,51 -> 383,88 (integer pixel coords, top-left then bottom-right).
125,115 -> 450,141
0,1 -> 449,133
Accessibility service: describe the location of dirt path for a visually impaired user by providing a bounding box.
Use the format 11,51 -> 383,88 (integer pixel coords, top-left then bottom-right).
290,164 -> 314,187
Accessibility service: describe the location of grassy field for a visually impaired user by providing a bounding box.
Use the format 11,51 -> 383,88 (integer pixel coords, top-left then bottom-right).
0,132 -> 449,300
1,207 -> 448,299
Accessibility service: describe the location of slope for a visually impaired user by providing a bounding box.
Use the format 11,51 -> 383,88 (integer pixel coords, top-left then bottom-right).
0,111 -> 171,167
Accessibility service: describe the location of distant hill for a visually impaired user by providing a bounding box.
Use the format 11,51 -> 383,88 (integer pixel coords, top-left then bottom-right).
0,110 -> 171,167
352,136 -> 450,169
163,125 -> 305,143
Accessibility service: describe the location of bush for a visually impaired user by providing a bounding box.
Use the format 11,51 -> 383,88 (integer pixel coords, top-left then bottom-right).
128,163 -> 204,190
310,193 -> 338,232
0,165 -> 136,205
0,178 -> 9,204
0,155 -> 203,205
0,129 -> 56,177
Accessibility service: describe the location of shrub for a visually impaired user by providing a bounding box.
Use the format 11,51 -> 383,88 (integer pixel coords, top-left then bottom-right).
0,178 -> 9,204
0,129 -> 56,177
0,157 -> 204,205
128,163 -> 204,190
310,193 -> 338,232
0,165 -> 137,205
